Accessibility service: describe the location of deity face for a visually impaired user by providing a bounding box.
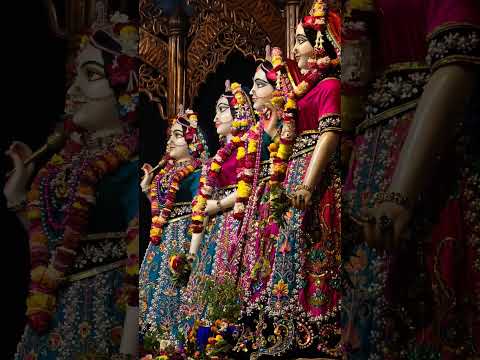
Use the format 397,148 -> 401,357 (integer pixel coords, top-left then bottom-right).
293,23 -> 314,72
166,121 -> 191,161
66,43 -> 120,131
250,67 -> 274,111
213,95 -> 233,137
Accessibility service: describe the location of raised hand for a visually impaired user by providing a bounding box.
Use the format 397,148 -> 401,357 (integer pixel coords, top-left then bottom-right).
4,141 -> 35,206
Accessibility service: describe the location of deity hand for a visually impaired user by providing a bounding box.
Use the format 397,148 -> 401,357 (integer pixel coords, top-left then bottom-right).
4,141 -> 34,206
290,184 -> 313,211
359,201 -> 411,254
140,163 -> 154,192
263,103 -> 280,138
205,199 -> 218,216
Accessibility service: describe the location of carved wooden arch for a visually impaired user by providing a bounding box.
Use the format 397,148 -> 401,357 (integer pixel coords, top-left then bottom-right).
186,0 -> 285,105
139,0 -> 168,117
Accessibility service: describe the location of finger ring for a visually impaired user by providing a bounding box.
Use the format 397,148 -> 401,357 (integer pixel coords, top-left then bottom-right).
379,215 -> 393,231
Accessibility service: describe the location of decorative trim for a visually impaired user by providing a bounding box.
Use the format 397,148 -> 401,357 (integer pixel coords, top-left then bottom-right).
82,232 -> 125,242
65,259 -> 127,282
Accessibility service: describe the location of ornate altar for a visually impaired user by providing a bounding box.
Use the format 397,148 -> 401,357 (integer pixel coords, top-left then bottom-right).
138,0 -> 325,119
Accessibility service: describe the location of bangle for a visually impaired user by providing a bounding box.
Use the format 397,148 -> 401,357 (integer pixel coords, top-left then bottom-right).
7,197 -> 27,213
373,191 -> 411,209
296,183 -> 314,193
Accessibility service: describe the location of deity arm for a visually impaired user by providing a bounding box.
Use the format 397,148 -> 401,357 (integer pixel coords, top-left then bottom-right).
218,191 -> 237,211
189,217 -> 209,256
388,64 -> 477,200
302,131 -> 340,190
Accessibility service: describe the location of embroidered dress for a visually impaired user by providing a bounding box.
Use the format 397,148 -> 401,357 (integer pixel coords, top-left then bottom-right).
181,151 -> 241,325
342,1 -> 480,358
139,169 -> 200,344
15,158 -> 138,360
251,77 -> 343,358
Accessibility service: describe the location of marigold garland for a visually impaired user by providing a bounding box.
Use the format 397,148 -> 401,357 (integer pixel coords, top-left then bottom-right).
26,130 -> 138,334
190,83 -> 256,234
149,158 -> 201,245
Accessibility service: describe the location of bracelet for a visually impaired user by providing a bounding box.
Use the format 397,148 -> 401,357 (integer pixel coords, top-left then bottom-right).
7,198 -> 28,213
373,191 -> 411,209
296,183 -> 314,193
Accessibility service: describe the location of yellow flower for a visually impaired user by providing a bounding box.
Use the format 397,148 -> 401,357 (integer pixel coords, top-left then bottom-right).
272,279 -> 289,297
26,292 -> 56,314
31,232 -> 49,244
120,25 -> 137,36
272,55 -> 282,67
231,136 -> 241,143
50,154 -> 64,166
237,181 -> 251,198
72,202 -> 86,210
30,266 -> 47,282
210,162 -> 221,172
271,96 -> 284,108
235,92 -> 245,104
192,215 -> 204,221
277,144 -> 291,160
195,195 -> 207,207
230,82 -> 241,91
119,94 -> 132,106
247,140 -> 257,154
115,145 -> 130,160
268,143 -> 278,153
236,147 -> 246,160
215,334 -> 223,341
285,98 -> 297,110
150,228 -> 161,237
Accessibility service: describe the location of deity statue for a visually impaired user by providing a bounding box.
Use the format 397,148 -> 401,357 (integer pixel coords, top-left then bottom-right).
180,81 -> 259,345
246,0 -> 343,357
238,47 -> 290,307
6,11 -> 140,360
138,110 -> 208,350
342,0 -> 480,359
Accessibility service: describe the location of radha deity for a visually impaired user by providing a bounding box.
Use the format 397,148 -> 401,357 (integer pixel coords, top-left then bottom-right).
342,0 -> 479,359
180,81 -> 258,336
6,12 -> 140,360
238,47 -> 291,306
248,1 -> 343,358
138,110 -> 208,349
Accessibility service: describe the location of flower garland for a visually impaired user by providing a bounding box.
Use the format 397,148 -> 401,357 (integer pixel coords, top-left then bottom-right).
232,121 -> 262,220
190,83 -> 255,234
168,253 -> 193,287
149,159 -> 201,245
25,131 -> 138,333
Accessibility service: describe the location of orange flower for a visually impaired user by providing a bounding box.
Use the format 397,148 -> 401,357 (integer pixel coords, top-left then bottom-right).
272,279 -> 289,297
79,321 -> 91,338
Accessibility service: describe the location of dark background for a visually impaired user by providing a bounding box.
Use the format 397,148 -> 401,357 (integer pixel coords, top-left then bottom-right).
3,3 -> 66,357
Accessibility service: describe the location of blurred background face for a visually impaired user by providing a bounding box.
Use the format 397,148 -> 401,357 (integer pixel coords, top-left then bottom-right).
65,43 -> 120,132
293,23 -> 314,72
213,95 -> 233,137
250,68 -> 274,111
166,121 -> 191,160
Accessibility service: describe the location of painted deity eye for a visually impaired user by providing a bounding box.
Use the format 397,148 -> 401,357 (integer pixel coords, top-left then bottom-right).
86,69 -> 104,81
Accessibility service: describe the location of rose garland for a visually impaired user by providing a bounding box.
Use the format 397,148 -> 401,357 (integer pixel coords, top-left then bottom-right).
149,158 -> 201,245
190,83 -> 255,234
26,131 -> 138,333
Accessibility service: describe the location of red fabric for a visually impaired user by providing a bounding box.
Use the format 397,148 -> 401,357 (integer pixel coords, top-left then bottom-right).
296,78 -> 341,133
217,149 -> 239,188
375,0 -> 480,68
